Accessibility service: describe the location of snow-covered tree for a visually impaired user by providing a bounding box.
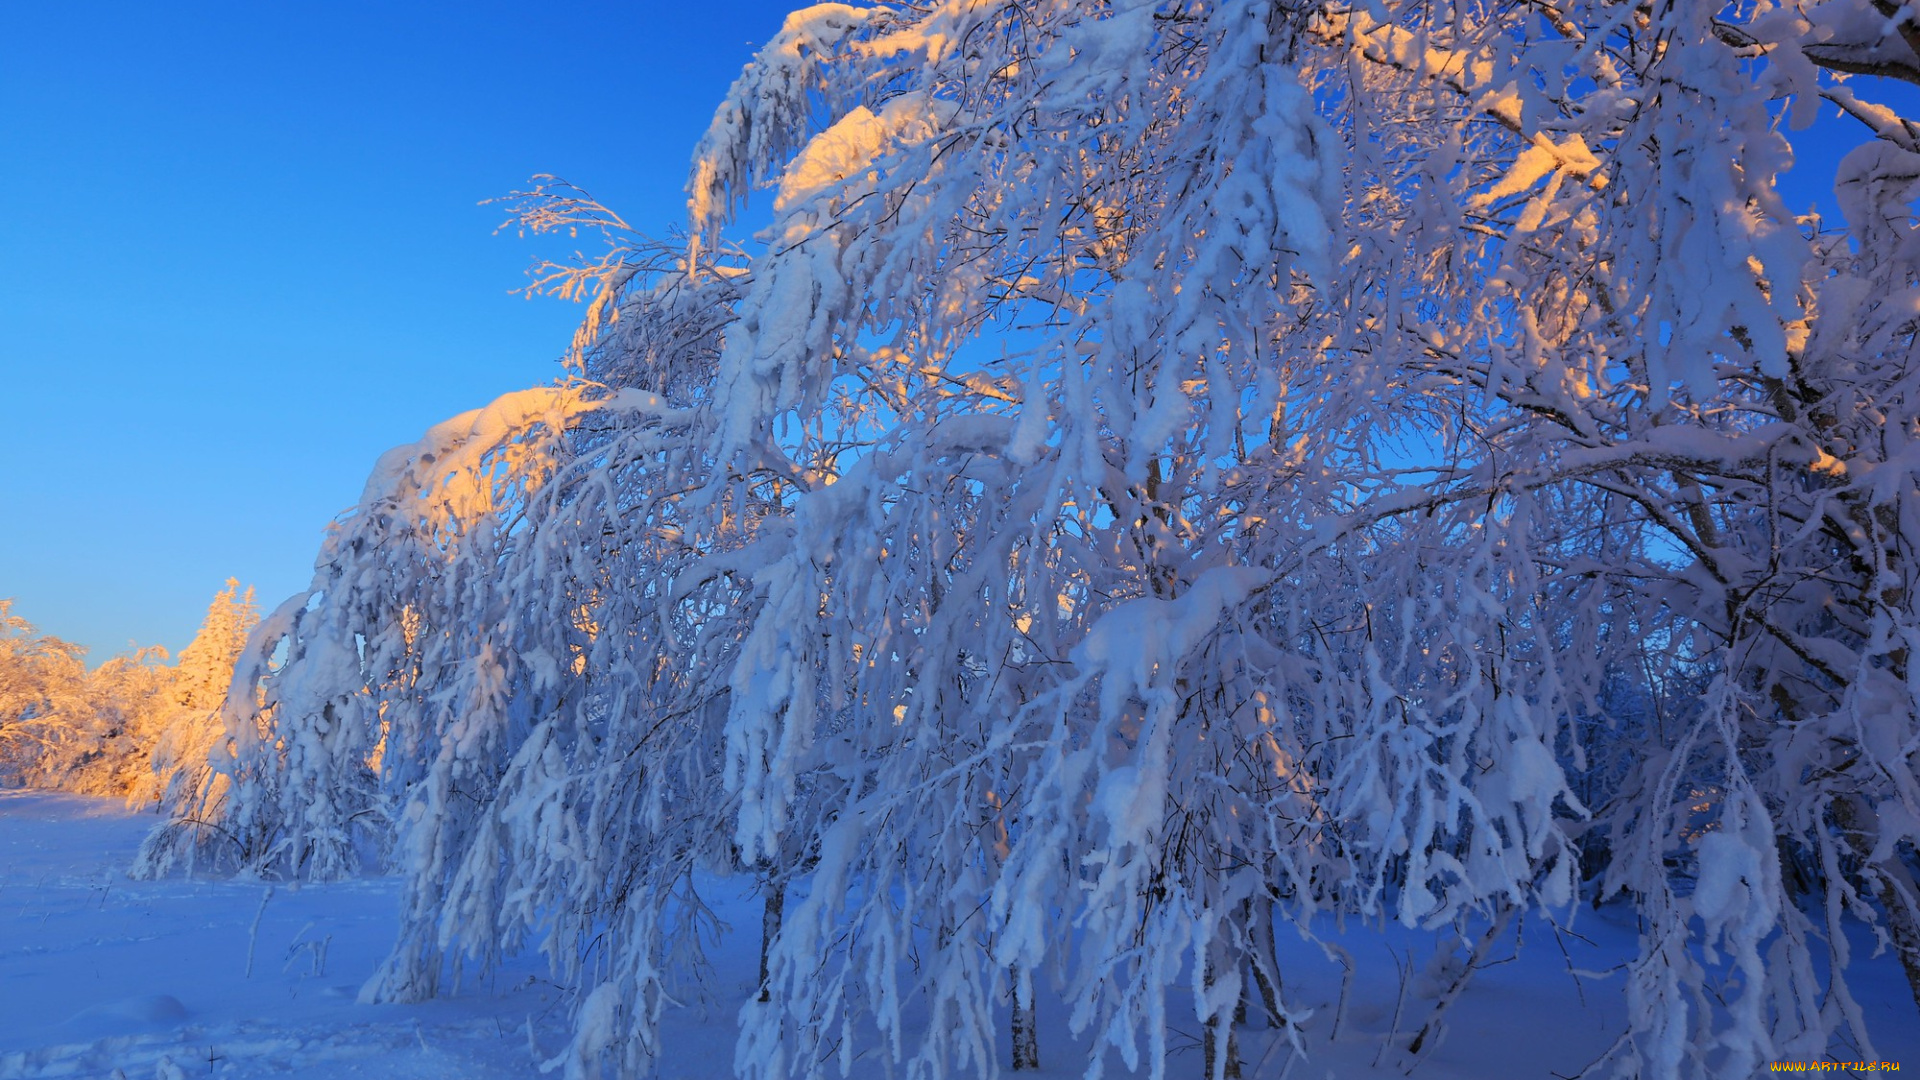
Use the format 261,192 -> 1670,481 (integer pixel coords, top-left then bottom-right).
82,645 -> 177,796
150,1 -> 1920,1077
0,600 -> 172,796
127,578 -> 259,813
171,579 -> 258,714
0,599 -> 93,789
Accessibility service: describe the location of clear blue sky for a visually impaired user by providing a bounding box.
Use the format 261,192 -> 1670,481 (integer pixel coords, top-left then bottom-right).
1,1 -> 802,660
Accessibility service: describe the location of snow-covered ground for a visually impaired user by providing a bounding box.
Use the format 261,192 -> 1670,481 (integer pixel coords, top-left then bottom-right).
0,791 -> 577,1079
2,790 -> 1915,1079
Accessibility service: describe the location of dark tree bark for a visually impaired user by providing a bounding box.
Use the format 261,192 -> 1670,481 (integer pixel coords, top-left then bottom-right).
1202,946 -> 1241,1080
758,878 -> 784,1004
1010,964 -> 1039,1070
1202,1018 -> 1241,1080
1834,795 -> 1920,1016
1246,892 -> 1285,1028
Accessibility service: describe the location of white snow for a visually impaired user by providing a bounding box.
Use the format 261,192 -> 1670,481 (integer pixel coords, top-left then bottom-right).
8,790 -> 1917,1078
1,791 -> 581,1079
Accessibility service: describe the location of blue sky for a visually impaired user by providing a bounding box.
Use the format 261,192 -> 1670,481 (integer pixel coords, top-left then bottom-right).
1,1 -> 801,659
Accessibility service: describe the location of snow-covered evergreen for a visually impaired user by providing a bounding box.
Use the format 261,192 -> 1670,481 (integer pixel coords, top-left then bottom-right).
127,579 -> 259,817
140,2 -> 1920,1077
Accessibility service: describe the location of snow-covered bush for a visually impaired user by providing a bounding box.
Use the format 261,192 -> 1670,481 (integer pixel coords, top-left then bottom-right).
144,2 -> 1920,1078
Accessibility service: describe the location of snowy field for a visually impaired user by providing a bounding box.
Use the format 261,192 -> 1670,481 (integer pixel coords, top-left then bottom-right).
3,789 -> 1915,1079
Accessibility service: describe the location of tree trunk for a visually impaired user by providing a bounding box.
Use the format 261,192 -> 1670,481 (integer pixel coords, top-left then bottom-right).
1407,904 -> 1512,1057
1010,965 -> 1039,1070
758,878 -> 784,1004
1202,948 -> 1241,1080
1834,795 -> 1920,1016
1202,1018 -> 1240,1080
1246,892 -> 1285,1027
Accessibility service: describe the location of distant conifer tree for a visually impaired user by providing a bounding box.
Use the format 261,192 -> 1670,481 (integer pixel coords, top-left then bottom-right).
129,579 -> 259,820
